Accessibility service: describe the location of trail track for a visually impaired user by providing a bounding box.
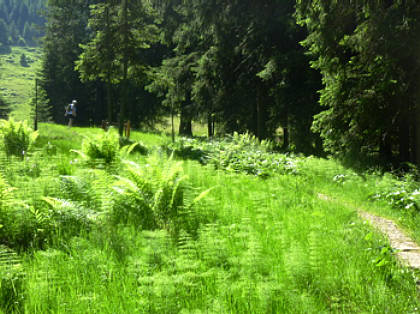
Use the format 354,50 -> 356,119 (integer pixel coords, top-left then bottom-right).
318,193 -> 420,282
359,212 -> 420,270
358,209 -> 420,292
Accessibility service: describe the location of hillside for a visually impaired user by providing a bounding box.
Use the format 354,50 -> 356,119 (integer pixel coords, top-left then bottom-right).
0,0 -> 46,48
0,46 -> 42,120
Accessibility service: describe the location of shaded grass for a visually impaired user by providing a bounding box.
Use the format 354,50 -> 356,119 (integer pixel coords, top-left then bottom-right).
144,115 -> 213,138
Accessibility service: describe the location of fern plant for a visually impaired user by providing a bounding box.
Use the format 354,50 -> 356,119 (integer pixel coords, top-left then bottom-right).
112,157 -> 186,232
0,245 -> 25,313
112,156 -> 212,237
0,173 -> 50,249
72,129 -> 138,165
0,118 -> 38,158
163,133 -> 298,177
42,197 -> 96,238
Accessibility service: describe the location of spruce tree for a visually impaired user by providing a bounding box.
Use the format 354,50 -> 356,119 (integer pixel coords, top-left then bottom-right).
296,0 -> 420,167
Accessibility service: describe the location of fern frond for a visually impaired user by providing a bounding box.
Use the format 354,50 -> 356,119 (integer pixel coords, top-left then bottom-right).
70,149 -> 87,160
0,245 -> 22,271
191,187 -> 215,206
120,142 -> 138,157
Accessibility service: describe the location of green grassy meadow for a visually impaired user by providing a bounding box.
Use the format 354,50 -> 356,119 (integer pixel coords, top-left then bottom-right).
0,46 -> 42,121
0,123 -> 419,313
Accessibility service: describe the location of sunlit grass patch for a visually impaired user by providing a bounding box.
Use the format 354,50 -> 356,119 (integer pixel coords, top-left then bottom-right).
0,123 -> 418,312
0,46 -> 42,121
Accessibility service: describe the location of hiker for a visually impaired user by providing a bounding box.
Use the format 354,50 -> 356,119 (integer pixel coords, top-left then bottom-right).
65,99 -> 77,127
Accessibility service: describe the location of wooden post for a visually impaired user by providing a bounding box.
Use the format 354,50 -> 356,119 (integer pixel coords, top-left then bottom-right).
171,80 -> 177,143
124,120 -> 131,138
34,78 -> 38,131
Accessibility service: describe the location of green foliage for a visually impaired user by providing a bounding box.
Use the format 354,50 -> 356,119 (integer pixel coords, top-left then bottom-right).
119,136 -> 148,155
40,0 -> 98,126
56,158 -> 74,176
0,96 -> 10,120
19,53 -> 28,66
30,85 -> 53,123
296,1 -> 420,167
42,197 -> 95,239
0,173 -> 47,249
0,0 -> 45,46
147,0 -> 322,147
0,118 -> 38,158
370,173 -> 420,210
0,46 -> 42,121
0,124 -> 418,312
112,156 -> 211,237
74,129 -> 124,164
75,0 -> 160,129
83,130 -> 119,164
165,133 -> 299,177
0,18 -> 8,45
0,245 -> 25,313
163,137 -> 208,163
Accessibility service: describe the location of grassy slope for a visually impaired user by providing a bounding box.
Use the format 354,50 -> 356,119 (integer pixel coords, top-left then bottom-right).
0,46 -> 42,121
0,124 -> 419,312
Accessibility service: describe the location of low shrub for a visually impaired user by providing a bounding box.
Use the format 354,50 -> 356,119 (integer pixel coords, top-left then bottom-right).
370,173 -> 420,210
0,119 -> 38,158
163,137 -> 208,163
42,197 -> 96,239
119,136 -> 148,155
111,156 -> 212,238
80,129 -> 120,164
164,133 -> 299,177
73,129 -> 139,165
0,174 -> 49,249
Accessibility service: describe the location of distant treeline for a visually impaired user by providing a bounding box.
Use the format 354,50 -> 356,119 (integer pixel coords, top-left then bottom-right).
33,1 -> 420,168
0,0 -> 45,49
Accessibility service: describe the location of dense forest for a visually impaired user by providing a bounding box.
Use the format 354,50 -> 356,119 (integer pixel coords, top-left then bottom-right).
19,0 -> 420,168
0,0 -> 46,50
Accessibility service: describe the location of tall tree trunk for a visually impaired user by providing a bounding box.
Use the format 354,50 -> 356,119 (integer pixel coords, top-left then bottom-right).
207,112 -> 214,137
118,0 -> 128,136
415,104 -> 420,166
256,87 -> 267,140
179,105 -> 192,136
399,111 -> 410,163
105,6 -> 112,123
380,132 -> 393,164
106,77 -> 112,122
283,124 -> 289,150
277,94 -> 289,150
207,111 -> 214,137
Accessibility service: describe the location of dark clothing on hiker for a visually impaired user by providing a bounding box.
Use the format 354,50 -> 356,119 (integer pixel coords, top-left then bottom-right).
65,100 -> 77,127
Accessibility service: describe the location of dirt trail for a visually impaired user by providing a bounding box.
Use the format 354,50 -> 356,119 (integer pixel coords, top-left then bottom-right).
318,193 -> 420,274
359,211 -> 420,270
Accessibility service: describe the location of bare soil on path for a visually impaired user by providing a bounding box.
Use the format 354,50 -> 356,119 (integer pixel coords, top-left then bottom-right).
359,211 -> 420,270
318,193 -> 420,289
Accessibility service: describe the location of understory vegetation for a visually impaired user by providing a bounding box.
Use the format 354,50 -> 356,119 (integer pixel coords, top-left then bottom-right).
0,123 -> 419,313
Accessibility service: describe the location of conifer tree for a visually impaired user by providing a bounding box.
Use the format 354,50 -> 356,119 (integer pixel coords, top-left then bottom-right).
76,0 -> 159,134
296,0 -> 420,167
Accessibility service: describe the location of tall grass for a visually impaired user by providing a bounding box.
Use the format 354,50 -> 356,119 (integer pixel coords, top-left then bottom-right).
20,164 -> 420,312
0,124 -> 418,312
